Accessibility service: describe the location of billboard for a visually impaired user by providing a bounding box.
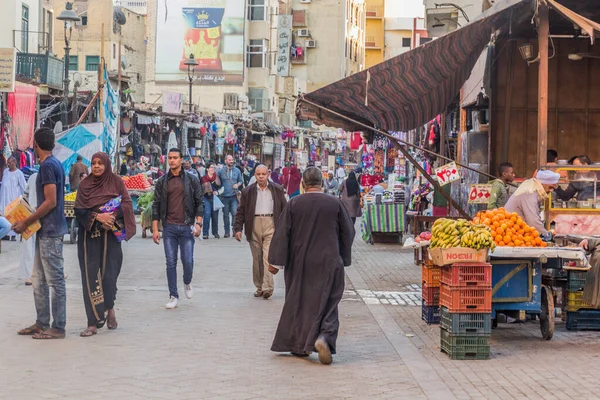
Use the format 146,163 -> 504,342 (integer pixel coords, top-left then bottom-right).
155,0 -> 245,85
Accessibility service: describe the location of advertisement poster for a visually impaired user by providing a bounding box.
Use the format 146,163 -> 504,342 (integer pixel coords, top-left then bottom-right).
162,91 -> 183,113
155,0 -> 244,85
0,48 -> 16,93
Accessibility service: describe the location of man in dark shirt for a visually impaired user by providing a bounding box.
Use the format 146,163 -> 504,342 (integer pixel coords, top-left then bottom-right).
152,148 -> 204,309
14,127 -> 68,339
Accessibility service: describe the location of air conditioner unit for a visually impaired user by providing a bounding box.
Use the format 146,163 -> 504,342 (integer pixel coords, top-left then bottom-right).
300,0 -> 311,3
223,93 -> 239,110
263,111 -> 277,124
279,113 -> 294,126
297,29 -> 310,37
306,40 -> 317,48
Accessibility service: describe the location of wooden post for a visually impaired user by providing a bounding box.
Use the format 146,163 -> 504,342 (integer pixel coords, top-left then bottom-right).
537,3 -> 549,169
98,23 -> 104,122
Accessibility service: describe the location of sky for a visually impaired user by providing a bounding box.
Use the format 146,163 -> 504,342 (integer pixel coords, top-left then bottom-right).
385,0 -> 425,18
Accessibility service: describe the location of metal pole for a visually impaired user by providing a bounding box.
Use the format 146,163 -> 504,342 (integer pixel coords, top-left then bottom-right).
189,75 -> 193,113
62,22 -> 71,126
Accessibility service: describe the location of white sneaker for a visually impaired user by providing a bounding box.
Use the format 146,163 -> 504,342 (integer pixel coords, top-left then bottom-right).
185,284 -> 194,299
165,296 -> 178,309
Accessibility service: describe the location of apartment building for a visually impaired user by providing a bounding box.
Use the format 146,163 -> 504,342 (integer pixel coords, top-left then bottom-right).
384,17 -> 429,60
365,0 -> 384,68
47,0 -> 146,100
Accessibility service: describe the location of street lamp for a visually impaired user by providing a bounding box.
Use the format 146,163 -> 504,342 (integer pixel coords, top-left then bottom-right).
184,53 -> 198,113
57,2 -> 80,126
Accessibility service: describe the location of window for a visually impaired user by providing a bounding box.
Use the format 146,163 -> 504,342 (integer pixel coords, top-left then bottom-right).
248,88 -> 269,113
247,0 -> 266,21
21,4 -> 29,53
85,55 -> 100,71
81,15 -> 88,25
402,37 -> 411,48
67,55 -> 78,71
246,39 -> 268,68
420,37 -> 433,46
113,44 -> 116,59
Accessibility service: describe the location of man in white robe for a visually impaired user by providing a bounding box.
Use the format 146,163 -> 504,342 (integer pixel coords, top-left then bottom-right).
0,156 -> 26,240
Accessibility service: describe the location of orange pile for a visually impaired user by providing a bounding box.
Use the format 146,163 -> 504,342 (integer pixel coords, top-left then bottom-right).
473,208 -> 547,248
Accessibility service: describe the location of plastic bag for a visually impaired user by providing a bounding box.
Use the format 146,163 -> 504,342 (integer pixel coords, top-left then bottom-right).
213,195 -> 224,212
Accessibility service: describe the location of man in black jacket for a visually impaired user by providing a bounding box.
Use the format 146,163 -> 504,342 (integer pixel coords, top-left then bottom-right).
152,148 -> 204,309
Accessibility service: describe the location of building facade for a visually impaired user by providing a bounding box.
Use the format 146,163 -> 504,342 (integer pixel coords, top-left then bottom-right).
364,0 -> 384,68
384,17 -> 429,60
423,0 -> 491,37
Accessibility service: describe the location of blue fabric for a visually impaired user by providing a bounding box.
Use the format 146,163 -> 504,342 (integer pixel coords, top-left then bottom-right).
163,224 -> 195,298
36,156 -> 67,238
221,195 -> 238,235
0,216 -> 11,239
202,197 -> 219,236
217,167 -> 243,197
32,236 -> 66,332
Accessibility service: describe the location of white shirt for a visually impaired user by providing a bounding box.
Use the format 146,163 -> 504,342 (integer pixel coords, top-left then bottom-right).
336,167 -> 346,181
255,182 -> 274,215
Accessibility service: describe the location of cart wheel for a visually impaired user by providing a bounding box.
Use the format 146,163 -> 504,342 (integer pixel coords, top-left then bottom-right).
540,285 -> 555,340
70,219 -> 77,244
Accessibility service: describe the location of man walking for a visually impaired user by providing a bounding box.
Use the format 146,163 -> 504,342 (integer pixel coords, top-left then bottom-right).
184,160 -> 201,180
68,155 -> 89,191
0,156 -> 26,240
217,154 -> 243,238
488,162 -> 515,210
152,148 -> 204,309
234,165 -> 287,299
14,128 -> 68,339
268,167 -> 355,364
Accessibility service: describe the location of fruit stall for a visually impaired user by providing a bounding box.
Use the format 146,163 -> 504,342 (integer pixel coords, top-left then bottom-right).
122,173 -> 153,214
64,191 -> 79,244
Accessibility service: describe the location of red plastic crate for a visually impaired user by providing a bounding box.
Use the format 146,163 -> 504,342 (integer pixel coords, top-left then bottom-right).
422,284 -> 440,305
422,264 -> 441,287
441,263 -> 492,288
440,283 -> 492,313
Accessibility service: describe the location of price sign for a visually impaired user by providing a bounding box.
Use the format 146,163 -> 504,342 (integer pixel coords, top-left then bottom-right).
150,167 -> 159,173
434,162 -> 459,186
468,184 -> 492,204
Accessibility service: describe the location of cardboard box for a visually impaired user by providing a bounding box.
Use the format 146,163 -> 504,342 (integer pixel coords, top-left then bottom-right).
429,247 -> 489,267
3,196 -> 40,240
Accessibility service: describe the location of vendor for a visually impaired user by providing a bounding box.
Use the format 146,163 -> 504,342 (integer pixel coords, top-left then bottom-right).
554,155 -> 599,202
504,170 -> 560,238
487,162 -> 515,209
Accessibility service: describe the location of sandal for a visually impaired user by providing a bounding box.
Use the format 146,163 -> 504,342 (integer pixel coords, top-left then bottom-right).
107,318 -> 118,330
17,324 -> 44,336
32,328 -> 65,339
80,328 -> 97,337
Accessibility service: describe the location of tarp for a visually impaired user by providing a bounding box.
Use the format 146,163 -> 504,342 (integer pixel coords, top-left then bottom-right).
297,0 -> 529,132
7,85 -> 37,150
53,123 -> 108,183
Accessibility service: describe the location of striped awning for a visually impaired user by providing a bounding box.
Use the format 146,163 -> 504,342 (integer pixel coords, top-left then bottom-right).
297,0 -> 529,132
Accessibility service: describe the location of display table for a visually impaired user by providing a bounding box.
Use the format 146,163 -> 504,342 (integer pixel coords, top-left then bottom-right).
361,203 -> 405,244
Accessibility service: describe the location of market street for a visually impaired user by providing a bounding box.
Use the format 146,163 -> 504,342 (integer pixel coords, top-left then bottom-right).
1,226 -> 599,400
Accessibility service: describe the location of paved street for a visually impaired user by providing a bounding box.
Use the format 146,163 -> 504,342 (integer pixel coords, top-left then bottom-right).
1,222 -> 600,400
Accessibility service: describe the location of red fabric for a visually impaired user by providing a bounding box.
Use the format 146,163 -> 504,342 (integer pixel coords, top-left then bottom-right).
349,132 -> 362,150
432,205 -> 448,217
7,85 -> 37,150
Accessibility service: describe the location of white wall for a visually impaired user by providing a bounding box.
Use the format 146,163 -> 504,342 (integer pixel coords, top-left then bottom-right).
0,0 -> 43,52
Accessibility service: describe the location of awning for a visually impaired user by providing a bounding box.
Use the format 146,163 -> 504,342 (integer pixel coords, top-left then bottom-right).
298,0 -> 529,132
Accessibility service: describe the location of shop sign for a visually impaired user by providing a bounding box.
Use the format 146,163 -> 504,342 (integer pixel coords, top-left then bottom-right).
162,91 -> 183,114
468,184 -> 492,204
434,162 -> 459,186
0,48 -> 16,93
276,15 -> 292,76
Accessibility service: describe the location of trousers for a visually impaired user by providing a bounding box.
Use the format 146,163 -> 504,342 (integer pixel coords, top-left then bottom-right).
249,216 -> 275,294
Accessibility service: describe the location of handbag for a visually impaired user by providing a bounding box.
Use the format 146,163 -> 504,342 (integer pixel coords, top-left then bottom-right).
213,195 -> 224,212
224,168 -> 242,203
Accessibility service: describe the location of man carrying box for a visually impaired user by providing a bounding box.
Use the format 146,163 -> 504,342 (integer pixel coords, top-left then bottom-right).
13,127 -> 68,339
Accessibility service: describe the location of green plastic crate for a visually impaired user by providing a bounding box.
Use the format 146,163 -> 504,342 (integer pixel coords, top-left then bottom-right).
567,270 -> 588,292
439,307 -> 492,336
440,328 -> 490,360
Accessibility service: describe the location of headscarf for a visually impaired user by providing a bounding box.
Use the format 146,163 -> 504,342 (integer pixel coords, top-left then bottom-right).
270,168 -> 281,184
346,171 -> 360,197
287,166 -> 301,194
512,178 -> 548,203
75,152 -> 137,241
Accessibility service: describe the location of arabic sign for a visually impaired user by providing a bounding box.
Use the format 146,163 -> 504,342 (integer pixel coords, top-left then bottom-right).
434,162 -> 460,186
155,0 -> 244,85
468,184 -> 492,204
162,91 -> 183,114
277,15 -> 292,77
0,48 -> 16,93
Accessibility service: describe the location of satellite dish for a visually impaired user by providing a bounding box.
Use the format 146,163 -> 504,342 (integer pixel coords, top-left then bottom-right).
73,72 -> 83,87
54,121 -> 63,133
113,7 -> 127,25
121,55 -> 128,70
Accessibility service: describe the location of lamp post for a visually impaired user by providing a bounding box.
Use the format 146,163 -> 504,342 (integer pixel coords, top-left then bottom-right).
57,2 -> 80,126
184,54 -> 198,113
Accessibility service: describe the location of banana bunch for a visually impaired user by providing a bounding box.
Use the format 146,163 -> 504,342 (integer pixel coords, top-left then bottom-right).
430,218 -> 495,251
64,191 -> 77,201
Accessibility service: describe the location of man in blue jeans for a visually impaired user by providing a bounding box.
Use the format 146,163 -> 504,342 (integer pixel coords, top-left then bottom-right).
217,154 -> 243,238
152,148 -> 204,309
14,127 -> 67,339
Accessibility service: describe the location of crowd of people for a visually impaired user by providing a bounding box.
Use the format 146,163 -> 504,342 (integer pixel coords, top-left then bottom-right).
3,128 -> 356,365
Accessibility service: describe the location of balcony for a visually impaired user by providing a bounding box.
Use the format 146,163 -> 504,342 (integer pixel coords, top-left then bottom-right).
366,5 -> 383,18
15,53 -> 64,90
365,36 -> 382,49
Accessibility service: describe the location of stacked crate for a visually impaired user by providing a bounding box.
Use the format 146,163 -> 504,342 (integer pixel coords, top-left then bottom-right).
565,270 -> 600,330
439,263 -> 492,360
421,248 -> 441,324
